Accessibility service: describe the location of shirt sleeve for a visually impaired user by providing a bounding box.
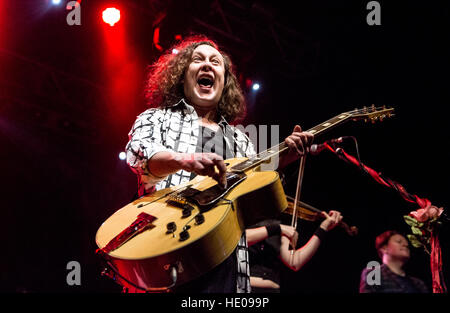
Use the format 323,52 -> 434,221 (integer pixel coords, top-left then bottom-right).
412,277 -> 430,293
359,268 -> 377,293
244,134 -> 257,157
126,108 -> 173,188
231,126 -> 257,158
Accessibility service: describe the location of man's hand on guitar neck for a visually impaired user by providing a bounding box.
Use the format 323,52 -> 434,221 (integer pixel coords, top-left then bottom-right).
281,125 -> 314,168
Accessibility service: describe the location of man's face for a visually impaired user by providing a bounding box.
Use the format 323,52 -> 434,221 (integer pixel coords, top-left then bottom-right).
183,44 -> 225,110
383,234 -> 411,261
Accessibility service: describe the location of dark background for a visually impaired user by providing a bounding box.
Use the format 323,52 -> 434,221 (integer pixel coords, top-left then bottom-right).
1,0 -> 449,294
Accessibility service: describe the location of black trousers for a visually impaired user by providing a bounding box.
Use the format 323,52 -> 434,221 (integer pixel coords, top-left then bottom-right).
174,253 -> 237,293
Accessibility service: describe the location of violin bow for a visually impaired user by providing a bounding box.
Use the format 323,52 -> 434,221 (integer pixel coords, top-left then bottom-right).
289,154 -> 307,266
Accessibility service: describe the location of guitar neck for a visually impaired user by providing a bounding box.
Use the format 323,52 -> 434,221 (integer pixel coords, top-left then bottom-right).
231,111 -> 353,172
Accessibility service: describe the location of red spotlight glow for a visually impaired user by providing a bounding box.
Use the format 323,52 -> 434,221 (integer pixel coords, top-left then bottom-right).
102,8 -> 120,26
153,27 -> 164,51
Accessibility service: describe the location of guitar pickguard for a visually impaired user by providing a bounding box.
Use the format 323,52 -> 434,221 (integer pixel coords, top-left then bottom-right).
167,172 -> 247,209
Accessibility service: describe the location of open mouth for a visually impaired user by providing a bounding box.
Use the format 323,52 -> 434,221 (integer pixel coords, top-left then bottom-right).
197,75 -> 214,89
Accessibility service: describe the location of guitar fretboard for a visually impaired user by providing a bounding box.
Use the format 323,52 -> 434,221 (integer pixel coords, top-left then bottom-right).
230,112 -> 352,172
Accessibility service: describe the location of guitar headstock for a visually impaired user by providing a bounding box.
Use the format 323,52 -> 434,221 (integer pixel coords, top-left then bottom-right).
349,105 -> 395,123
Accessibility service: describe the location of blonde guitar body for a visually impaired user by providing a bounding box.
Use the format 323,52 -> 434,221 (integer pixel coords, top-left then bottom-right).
95,157 -> 287,290
95,106 -> 394,291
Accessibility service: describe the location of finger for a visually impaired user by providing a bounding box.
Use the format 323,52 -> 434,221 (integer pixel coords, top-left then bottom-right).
192,161 -> 206,174
203,165 -> 218,178
335,214 -> 342,224
293,125 -> 302,133
200,155 -> 215,166
211,157 -> 227,188
321,211 -> 331,219
330,211 -> 338,218
211,172 -> 224,186
285,137 -> 304,156
293,136 -> 306,154
304,132 -> 314,146
209,154 -> 227,173
291,132 -> 314,147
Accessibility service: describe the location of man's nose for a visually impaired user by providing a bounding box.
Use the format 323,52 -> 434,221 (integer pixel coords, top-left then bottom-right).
200,61 -> 213,71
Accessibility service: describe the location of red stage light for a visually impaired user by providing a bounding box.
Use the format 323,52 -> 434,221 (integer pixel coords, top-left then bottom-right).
102,8 -> 120,26
153,27 -> 164,51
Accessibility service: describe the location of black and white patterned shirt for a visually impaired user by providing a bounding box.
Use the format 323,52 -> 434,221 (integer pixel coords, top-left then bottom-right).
126,99 -> 256,293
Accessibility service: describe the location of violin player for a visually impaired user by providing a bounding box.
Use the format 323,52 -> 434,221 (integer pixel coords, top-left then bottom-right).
359,230 -> 429,293
245,209 -> 343,293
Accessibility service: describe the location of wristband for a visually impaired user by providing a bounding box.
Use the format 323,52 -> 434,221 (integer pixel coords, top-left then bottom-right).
314,227 -> 327,241
265,222 -> 281,237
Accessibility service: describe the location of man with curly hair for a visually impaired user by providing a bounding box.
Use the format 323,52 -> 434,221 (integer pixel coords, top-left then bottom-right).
126,35 -> 313,293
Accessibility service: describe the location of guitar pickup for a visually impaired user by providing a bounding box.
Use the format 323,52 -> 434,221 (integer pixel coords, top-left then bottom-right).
166,187 -> 201,207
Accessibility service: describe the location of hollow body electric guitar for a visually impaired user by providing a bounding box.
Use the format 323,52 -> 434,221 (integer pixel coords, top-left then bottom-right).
95,106 -> 394,292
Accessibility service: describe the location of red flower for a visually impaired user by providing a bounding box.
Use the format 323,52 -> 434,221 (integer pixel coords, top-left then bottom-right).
409,203 -> 444,223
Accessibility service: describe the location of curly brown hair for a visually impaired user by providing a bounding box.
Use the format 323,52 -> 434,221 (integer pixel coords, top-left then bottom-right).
144,35 -> 246,123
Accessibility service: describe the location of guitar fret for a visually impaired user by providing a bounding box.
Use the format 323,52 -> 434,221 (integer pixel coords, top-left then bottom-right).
307,114 -> 350,134
273,115 -> 350,156
231,108 -> 393,172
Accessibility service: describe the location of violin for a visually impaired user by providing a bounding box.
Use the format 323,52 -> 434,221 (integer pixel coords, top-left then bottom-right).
284,195 -> 358,236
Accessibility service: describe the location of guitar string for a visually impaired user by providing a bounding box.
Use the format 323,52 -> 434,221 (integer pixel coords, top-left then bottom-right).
245,107 -> 391,170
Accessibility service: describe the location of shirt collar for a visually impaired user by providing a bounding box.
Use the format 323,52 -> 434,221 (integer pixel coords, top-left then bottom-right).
169,98 -> 195,115
171,98 -> 230,127
218,115 -> 230,127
